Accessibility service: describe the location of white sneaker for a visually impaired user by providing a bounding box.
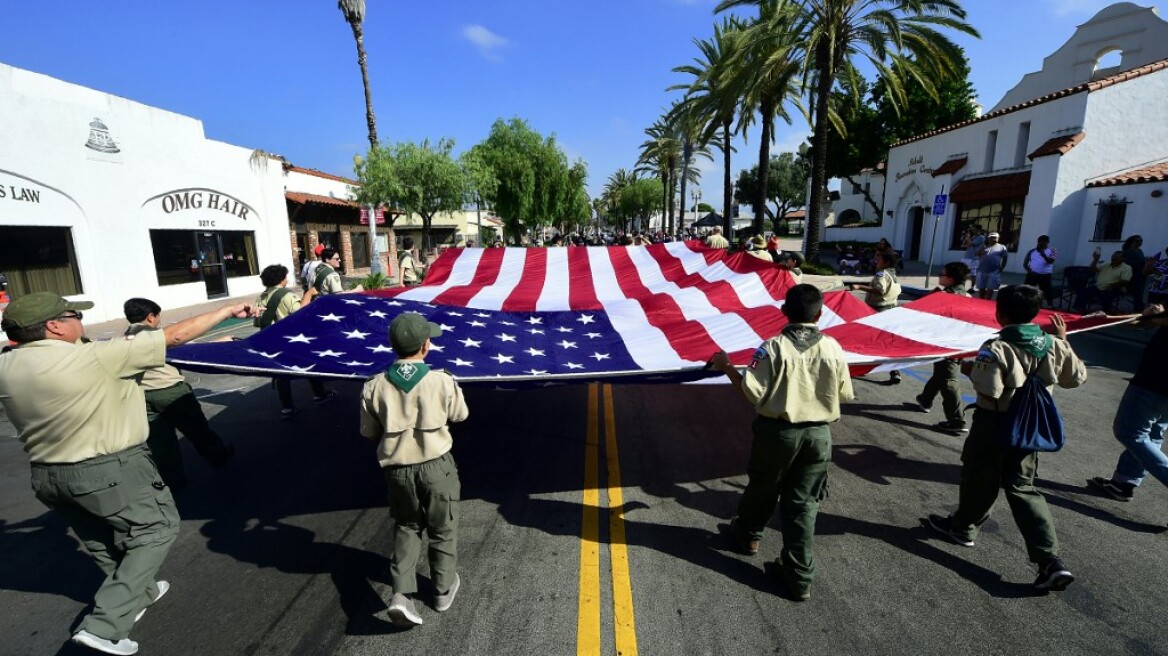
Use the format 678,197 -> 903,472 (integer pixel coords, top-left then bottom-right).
134,580 -> 170,623
71,630 -> 139,655
387,593 -> 423,627
435,573 -> 461,612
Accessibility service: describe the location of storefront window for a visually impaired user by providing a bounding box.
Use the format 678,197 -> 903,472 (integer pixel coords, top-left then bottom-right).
151,230 -> 200,286
0,226 -> 84,296
221,231 -> 258,278
351,231 -> 370,268
151,229 -> 257,286
949,199 -> 1025,252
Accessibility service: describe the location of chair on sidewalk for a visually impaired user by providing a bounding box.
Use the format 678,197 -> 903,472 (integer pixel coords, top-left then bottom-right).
1054,266 -> 1093,310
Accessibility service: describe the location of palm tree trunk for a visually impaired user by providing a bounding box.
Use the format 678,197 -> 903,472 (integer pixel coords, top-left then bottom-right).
807,48 -> 833,264
679,143 -> 692,236
722,119 -> 732,237
755,98 -> 774,237
349,21 -> 378,149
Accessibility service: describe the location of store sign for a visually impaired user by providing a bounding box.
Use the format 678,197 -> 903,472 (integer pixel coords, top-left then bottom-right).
142,188 -> 258,227
895,154 -> 934,182
359,208 -> 385,225
0,183 -> 42,204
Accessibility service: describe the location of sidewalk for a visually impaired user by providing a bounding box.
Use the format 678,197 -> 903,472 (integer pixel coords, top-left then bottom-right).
81,294 -> 259,342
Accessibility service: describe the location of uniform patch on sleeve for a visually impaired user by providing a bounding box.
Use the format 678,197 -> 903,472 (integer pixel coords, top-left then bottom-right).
874,271 -> 885,278
748,346 -> 768,370
974,347 -> 996,363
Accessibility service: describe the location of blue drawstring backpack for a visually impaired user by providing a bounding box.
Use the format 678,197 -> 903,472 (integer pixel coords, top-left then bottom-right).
999,365 -> 1066,452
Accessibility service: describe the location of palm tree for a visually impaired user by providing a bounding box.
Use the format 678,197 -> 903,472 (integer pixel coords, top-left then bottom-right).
665,100 -> 714,235
602,168 -> 638,230
338,0 -> 378,149
636,119 -> 682,233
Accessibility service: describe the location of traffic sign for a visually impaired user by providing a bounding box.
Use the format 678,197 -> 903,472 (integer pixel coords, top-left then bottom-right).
932,194 -> 948,216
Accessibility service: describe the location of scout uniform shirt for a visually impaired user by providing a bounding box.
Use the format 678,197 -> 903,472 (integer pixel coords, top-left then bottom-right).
742,323 -> 855,423
865,269 -> 901,309
400,251 -> 420,284
969,326 -> 1087,412
0,330 -> 166,463
313,264 -> 344,295
125,324 -> 184,391
256,285 -> 303,323
359,360 -> 469,467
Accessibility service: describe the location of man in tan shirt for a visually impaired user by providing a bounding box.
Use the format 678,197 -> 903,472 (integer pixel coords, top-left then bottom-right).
710,284 -> 854,601
0,292 -> 250,655
360,312 -> 469,627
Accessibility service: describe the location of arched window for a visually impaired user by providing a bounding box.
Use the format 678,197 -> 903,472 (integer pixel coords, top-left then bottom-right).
1092,49 -> 1123,79
839,209 -> 862,225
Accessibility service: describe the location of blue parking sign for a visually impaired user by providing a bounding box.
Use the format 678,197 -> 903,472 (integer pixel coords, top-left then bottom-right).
932,194 -> 948,216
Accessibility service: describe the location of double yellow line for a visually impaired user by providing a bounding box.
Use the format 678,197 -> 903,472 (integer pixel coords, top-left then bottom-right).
577,383 -> 638,656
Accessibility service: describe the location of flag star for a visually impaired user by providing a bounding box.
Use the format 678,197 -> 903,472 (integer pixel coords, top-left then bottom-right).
313,350 -> 345,358
367,344 -> 394,353
500,320 -> 517,326
526,369 -> 548,375
585,332 -> 602,339
446,311 -> 465,317
558,340 -> 578,349
342,360 -> 373,367
385,300 -> 404,306
429,343 -> 444,352
590,352 -> 610,361
439,323 -> 455,331
342,299 -> 365,305
563,362 -> 585,370
475,312 -> 492,318
497,333 -> 517,343
284,364 -> 316,372
319,313 -> 344,322
526,317 -> 543,325
468,320 -> 487,328
490,353 -> 515,364
343,329 -> 370,340
247,349 -> 283,359
459,337 -> 482,348
285,334 -> 316,344
527,328 -> 545,335
555,326 -> 574,333
525,348 -> 545,357
577,314 -> 596,324
368,310 -> 388,319
450,358 -> 475,367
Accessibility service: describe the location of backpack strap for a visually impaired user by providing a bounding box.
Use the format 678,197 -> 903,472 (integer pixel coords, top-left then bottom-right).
257,288 -> 292,328
313,264 -> 335,292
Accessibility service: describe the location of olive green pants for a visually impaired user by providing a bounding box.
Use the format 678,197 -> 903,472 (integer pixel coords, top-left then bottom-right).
736,417 -> 831,588
144,382 -> 233,487
920,359 -> 965,424
385,452 -> 460,596
30,444 -> 179,641
950,409 -> 1059,563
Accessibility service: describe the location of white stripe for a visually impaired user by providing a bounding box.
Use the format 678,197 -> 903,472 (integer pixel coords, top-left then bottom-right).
536,246 -> 571,311
396,248 -> 484,303
467,248 -> 528,310
663,242 -> 779,308
857,307 -> 998,351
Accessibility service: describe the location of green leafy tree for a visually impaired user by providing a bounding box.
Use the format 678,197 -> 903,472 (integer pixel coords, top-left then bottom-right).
382,139 -> 468,249
735,151 -> 809,233
620,178 -> 665,232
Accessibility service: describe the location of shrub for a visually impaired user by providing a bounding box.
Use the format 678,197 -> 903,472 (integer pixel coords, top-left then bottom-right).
358,272 -> 390,290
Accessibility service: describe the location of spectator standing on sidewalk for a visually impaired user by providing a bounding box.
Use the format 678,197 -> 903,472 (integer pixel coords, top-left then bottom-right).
850,250 -> 904,384
1088,303 -> 1168,504
976,232 -> 1009,300
926,285 -> 1087,592
255,264 -> 336,418
915,262 -> 972,434
0,292 -> 251,655
361,313 -> 469,626
962,226 -> 985,293
1023,235 -> 1057,306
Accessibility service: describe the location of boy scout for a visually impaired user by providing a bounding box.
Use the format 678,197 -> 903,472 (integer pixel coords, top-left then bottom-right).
850,250 -> 903,383
254,264 -> 335,417
710,284 -> 854,601
360,312 -> 469,626
927,285 -> 1087,591
915,262 -> 972,434
123,297 -> 235,488
0,292 -> 250,655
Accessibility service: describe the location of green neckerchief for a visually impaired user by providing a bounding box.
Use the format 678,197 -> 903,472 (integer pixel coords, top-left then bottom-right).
780,323 -> 823,353
999,323 -> 1052,359
942,285 -> 968,296
385,360 -> 430,393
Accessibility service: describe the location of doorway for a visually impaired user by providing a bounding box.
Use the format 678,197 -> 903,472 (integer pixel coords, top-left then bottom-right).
909,207 -> 925,260
197,232 -> 228,298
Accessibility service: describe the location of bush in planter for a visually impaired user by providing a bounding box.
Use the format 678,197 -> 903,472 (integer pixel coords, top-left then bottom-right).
358,272 -> 391,290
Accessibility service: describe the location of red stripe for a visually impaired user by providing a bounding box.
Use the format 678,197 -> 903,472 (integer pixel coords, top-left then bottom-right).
501,248 -> 547,312
567,246 -> 601,310
823,323 -> 957,358
420,247 -> 459,286
431,248 -> 506,306
904,292 -> 1001,328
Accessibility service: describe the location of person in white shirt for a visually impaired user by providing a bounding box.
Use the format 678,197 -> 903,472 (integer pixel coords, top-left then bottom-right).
1023,235 -> 1057,306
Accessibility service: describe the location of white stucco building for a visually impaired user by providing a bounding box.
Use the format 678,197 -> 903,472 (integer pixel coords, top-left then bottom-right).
872,2 -> 1168,272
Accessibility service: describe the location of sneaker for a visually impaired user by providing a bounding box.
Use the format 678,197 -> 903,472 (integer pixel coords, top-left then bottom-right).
313,390 -> 338,405
435,573 -> 461,612
925,514 -> 975,547
1034,556 -> 1074,591
134,580 -> 170,623
914,394 -> 932,413
724,519 -> 760,555
71,630 -> 139,655
387,593 -> 423,627
776,565 -> 811,602
889,371 -> 902,385
1088,476 -> 1134,502
279,408 -> 297,420
935,419 -> 969,435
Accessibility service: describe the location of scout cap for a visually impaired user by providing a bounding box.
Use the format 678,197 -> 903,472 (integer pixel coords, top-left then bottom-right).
750,235 -> 766,249
784,251 -> 806,266
389,312 -> 442,353
1,292 -> 94,330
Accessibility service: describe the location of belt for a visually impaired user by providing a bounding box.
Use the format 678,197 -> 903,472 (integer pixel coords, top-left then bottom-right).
31,443 -> 150,469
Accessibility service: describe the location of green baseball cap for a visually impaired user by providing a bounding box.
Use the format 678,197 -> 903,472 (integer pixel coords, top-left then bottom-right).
1,292 -> 94,330
389,312 -> 442,353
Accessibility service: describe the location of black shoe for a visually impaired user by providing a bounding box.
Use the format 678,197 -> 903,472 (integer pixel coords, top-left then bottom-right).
775,564 -> 811,602
313,390 -> 338,405
888,371 -> 902,385
1034,556 -> 1074,591
722,519 -> 760,555
1088,476 -> 1134,502
924,514 -> 975,547
935,419 -> 969,435
913,394 -> 932,413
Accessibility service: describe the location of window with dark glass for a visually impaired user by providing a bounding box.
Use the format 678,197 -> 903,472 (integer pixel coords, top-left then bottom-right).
949,198 -> 1026,252
0,225 -> 83,296
220,231 -> 258,278
351,231 -> 370,268
1092,195 -> 1128,241
150,230 -> 200,286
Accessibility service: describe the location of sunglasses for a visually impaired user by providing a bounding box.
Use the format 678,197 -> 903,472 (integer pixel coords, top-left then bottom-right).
54,311 -> 83,322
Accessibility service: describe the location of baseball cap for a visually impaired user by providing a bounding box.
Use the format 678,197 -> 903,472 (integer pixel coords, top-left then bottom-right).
988,232 -> 1000,239
314,244 -> 326,256
389,312 -> 442,353
1,292 -> 94,330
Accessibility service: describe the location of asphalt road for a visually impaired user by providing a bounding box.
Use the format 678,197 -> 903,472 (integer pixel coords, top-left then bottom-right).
1,325 -> 1165,656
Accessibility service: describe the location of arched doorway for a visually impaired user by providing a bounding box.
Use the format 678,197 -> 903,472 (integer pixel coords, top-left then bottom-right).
908,207 -> 925,260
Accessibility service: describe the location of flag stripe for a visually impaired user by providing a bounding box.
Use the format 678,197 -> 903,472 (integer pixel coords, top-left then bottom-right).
568,247 -> 602,311
537,246 -> 573,312
469,247 -> 529,309
394,247 -> 485,303
431,248 -> 507,306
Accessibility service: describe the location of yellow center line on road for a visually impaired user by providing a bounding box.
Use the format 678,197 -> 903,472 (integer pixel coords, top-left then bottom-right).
577,383 -> 602,656
603,384 -> 639,656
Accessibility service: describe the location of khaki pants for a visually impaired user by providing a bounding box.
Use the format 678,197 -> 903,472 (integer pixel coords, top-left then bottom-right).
385,452 -> 460,595
30,445 -> 179,641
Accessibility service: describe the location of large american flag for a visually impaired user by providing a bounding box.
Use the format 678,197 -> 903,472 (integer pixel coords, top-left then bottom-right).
168,243 -> 1131,385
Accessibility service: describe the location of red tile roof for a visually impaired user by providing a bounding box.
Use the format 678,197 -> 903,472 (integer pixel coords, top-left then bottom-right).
783,209 -> 807,219
893,58 -> 1168,148
1029,132 -> 1085,160
931,157 -> 968,177
284,164 -> 359,186
950,171 -> 1032,204
1086,161 -> 1168,187
285,191 -> 359,208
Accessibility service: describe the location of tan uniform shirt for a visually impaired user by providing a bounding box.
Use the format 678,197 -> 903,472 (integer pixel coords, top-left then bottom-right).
400,253 -> 419,284
747,249 -> 772,262
865,269 -> 901,309
705,234 -> 729,249
318,270 -> 343,295
127,324 -> 185,390
0,330 -> 167,463
359,367 -> 469,467
742,326 -> 855,423
1095,262 -> 1132,290
969,336 -> 1087,412
256,286 -> 302,323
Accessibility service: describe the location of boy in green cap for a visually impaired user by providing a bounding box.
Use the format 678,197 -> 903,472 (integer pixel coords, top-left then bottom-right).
360,312 -> 469,627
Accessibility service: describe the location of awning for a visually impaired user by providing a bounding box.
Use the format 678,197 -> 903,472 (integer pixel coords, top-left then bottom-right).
285,191 -> 358,209
950,171 -> 1032,204
932,157 -> 967,177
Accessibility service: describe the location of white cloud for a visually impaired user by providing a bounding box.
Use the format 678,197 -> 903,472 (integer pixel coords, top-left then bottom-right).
462,24 -> 508,61
1039,0 -> 1112,18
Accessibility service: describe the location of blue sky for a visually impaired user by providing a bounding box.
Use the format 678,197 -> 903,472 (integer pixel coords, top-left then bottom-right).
0,0 -> 1128,210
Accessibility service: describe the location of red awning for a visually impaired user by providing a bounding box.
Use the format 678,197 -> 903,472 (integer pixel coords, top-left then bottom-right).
285,191 -> 359,208
950,171 -> 1032,204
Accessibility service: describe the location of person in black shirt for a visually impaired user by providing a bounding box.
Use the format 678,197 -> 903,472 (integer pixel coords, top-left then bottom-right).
1088,303 -> 1168,502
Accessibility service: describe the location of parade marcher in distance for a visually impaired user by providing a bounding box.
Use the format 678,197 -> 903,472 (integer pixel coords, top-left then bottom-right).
123,297 -> 235,489
709,284 -> 854,601
0,292 -> 251,655
361,312 -> 469,626
255,264 -> 337,418
915,262 -> 973,434
746,235 -> 772,262
849,250 -> 903,384
1023,235 -> 1057,306
705,227 -> 729,249
975,232 -> 1009,300
399,237 -> 424,286
312,248 -> 363,296
926,285 -> 1087,591
1088,303 -> 1168,505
